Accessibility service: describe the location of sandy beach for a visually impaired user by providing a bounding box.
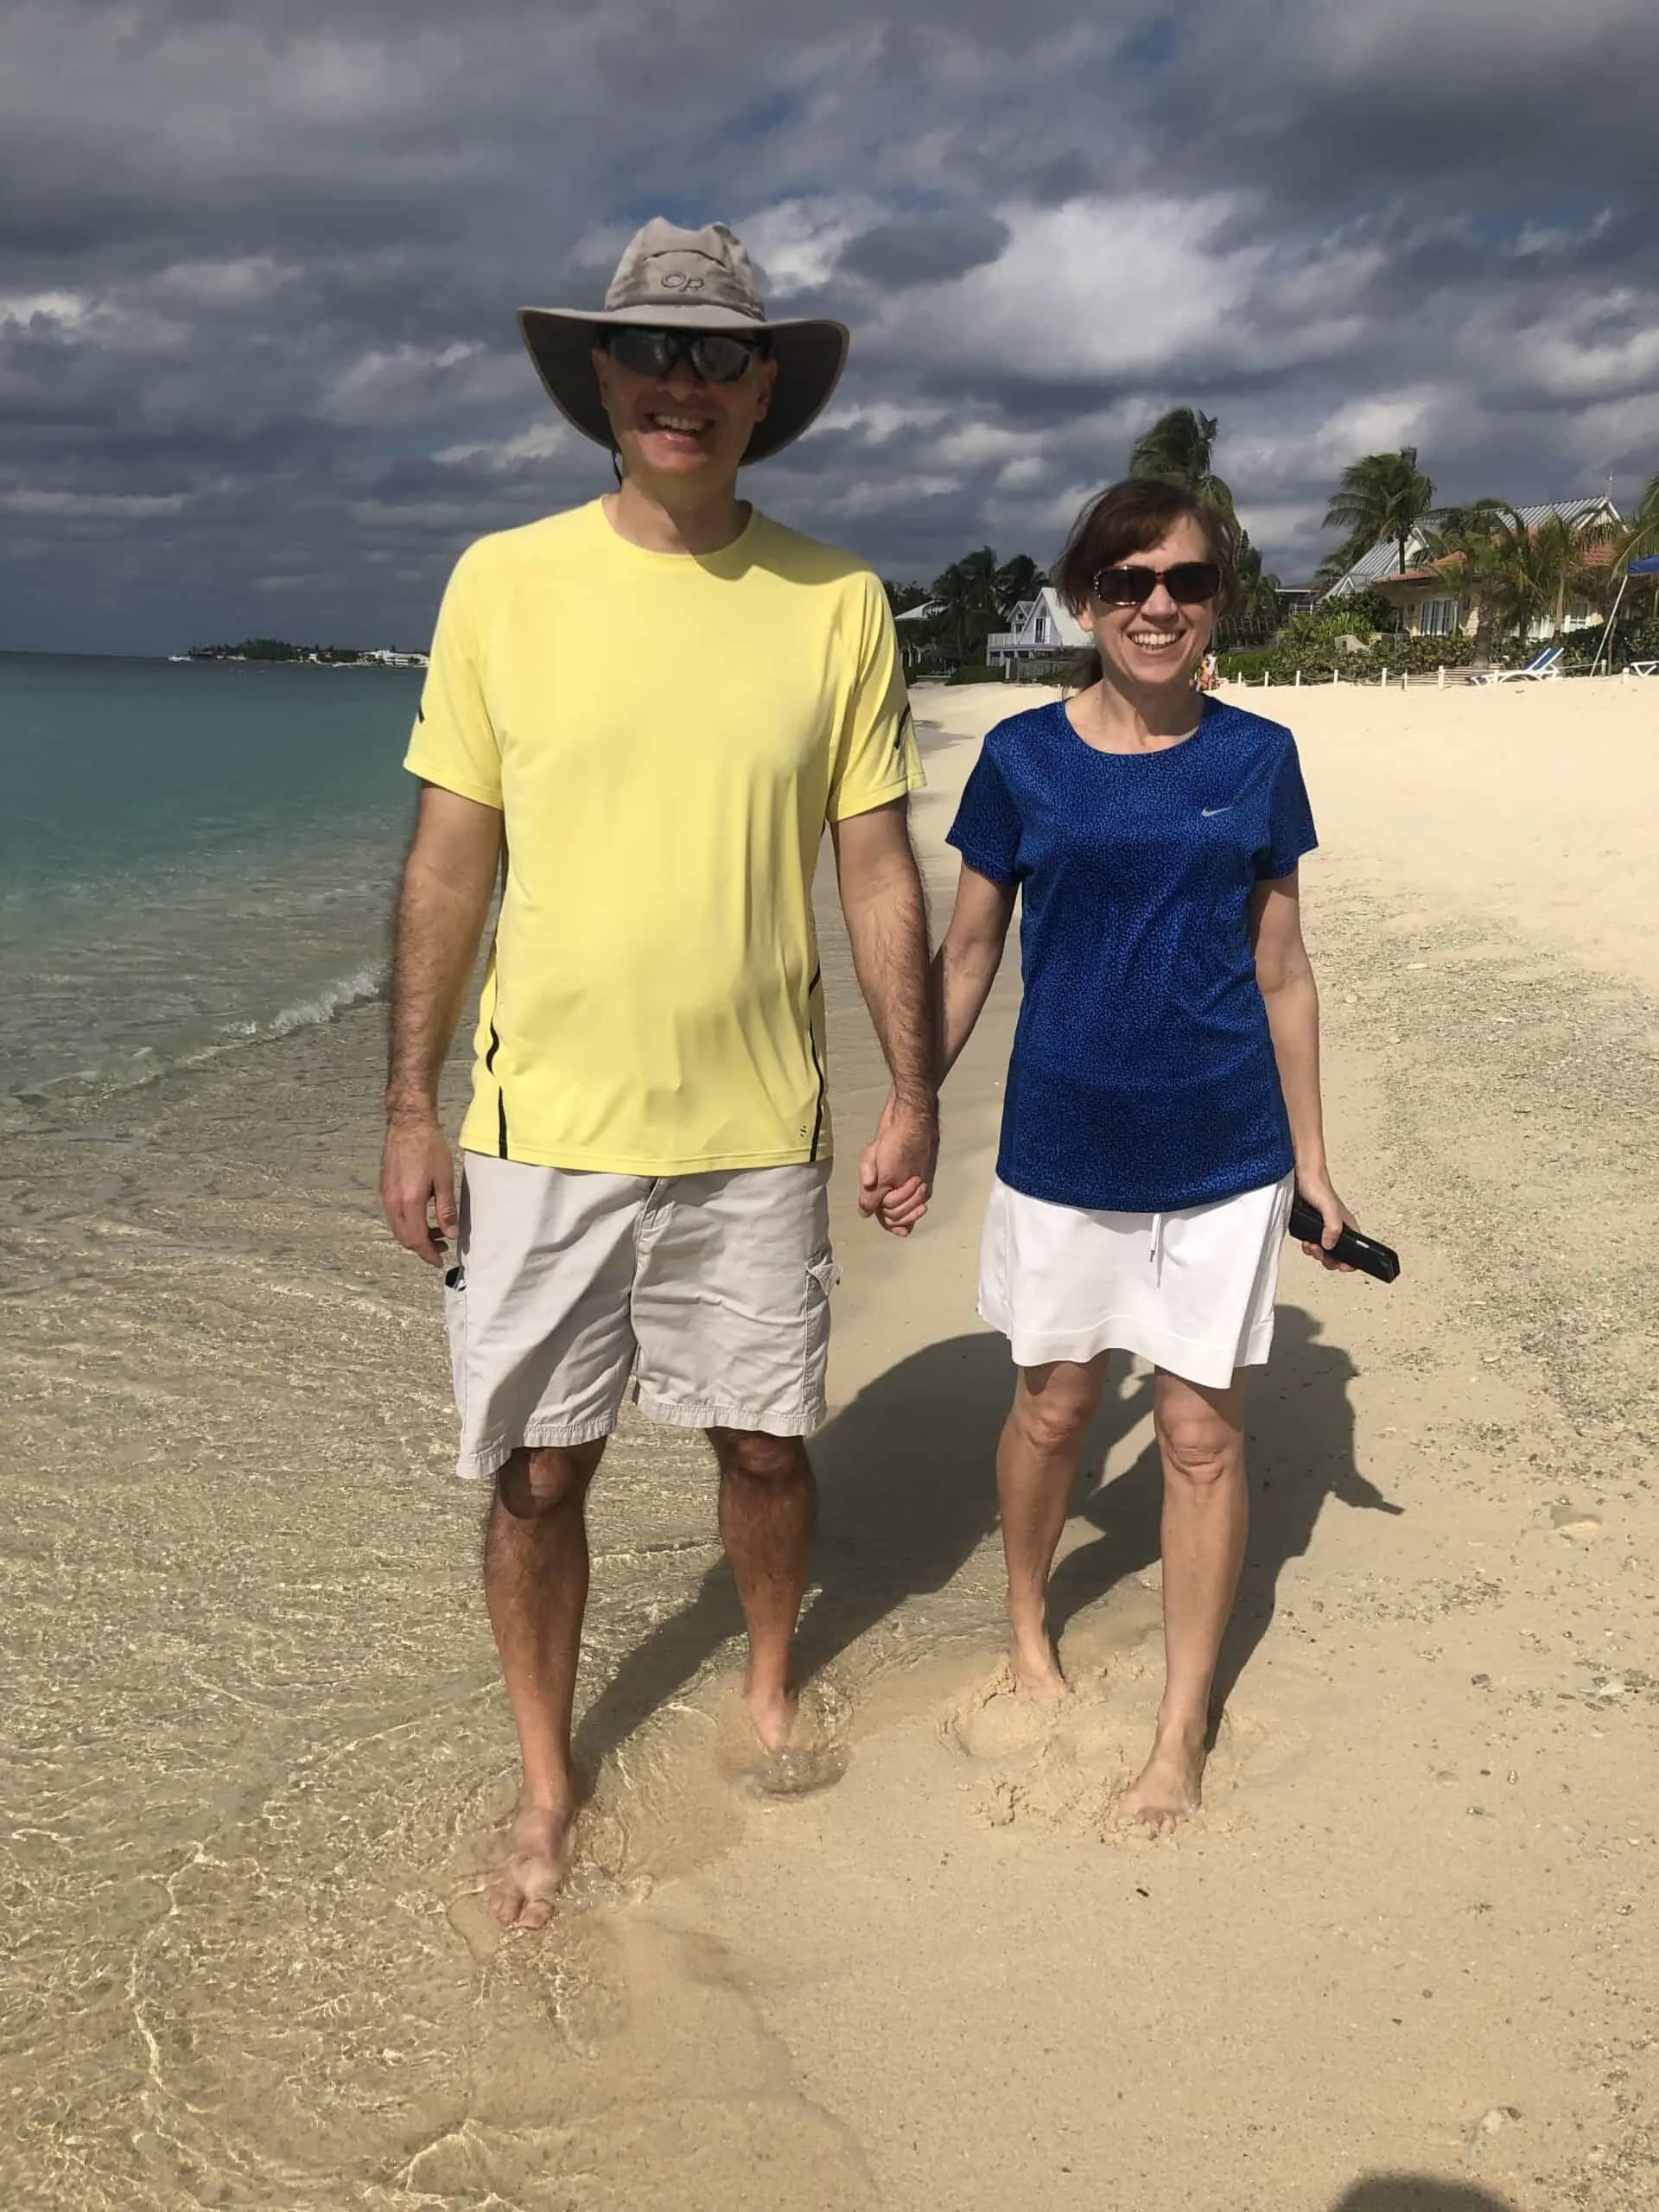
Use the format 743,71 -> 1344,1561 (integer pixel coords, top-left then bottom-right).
5,673 -> 1659,2210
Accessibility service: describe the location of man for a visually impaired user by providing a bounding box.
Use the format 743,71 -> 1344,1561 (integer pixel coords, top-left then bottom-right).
380,219 -> 936,1932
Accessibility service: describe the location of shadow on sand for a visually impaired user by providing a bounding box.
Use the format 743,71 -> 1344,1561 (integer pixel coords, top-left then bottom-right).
574,1304 -> 1400,1775
1045,1304 -> 1403,1720
1330,2182 -> 1519,2211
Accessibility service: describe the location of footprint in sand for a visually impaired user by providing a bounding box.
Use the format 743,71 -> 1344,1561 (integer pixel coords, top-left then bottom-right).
944,1649 -> 1257,1844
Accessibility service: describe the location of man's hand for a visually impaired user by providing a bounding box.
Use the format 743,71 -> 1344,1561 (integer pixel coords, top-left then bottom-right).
1294,1165 -> 1357,1273
856,1089 -> 938,1237
381,1111 -> 459,1267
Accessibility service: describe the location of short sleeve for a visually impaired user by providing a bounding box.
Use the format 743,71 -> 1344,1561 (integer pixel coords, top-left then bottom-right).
947,744 -> 1023,883
403,547 -> 503,809
1256,734 -> 1318,880
824,575 -> 925,823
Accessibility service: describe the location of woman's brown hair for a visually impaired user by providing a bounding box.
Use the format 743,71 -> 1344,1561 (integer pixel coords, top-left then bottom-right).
1052,478 -> 1238,688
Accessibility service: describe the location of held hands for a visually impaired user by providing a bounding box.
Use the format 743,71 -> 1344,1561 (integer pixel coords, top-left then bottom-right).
380,1109 -> 459,1267
857,1088 -> 939,1238
1295,1165 -> 1357,1272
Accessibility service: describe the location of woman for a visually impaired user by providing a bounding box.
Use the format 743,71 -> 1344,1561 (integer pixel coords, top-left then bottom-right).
887,478 -> 1352,1831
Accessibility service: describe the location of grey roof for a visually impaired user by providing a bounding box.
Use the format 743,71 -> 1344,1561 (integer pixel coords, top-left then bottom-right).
893,600 -> 939,624
1325,496 -> 1622,596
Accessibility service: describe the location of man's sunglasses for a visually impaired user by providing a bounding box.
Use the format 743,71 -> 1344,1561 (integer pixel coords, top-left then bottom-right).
1090,561 -> 1221,607
604,327 -> 768,385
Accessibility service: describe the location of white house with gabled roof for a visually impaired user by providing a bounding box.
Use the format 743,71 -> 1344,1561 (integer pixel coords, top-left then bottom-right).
987,586 -> 1090,669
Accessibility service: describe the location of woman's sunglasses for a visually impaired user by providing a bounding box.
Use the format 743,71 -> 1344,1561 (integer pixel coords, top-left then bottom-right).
604,327 -> 768,385
1090,562 -> 1220,607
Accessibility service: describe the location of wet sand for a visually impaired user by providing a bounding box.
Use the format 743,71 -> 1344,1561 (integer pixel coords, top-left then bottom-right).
4,677 -> 1659,2208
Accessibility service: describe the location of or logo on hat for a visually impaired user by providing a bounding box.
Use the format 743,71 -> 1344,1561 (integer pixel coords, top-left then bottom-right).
660,271 -> 705,292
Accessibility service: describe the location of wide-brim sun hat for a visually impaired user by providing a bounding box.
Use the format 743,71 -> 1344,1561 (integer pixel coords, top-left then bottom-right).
518,218 -> 849,466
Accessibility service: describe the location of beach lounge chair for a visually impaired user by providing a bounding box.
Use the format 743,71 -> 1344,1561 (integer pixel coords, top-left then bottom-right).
1470,645 -> 1565,685
1629,660 -> 1657,677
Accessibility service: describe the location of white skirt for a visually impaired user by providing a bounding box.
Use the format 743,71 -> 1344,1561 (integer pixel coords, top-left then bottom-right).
977,1172 -> 1294,1389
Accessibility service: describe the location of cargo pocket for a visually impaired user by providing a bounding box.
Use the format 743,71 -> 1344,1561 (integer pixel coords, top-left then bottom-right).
802,1249 -> 839,1414
442,1262 -> 467,1419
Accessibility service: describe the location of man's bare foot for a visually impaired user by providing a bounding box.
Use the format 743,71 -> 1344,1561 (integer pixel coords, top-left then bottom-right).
745,1673 -> 799,1757
738,1675 -> 849,1796
1007,1622 -> 1069,1701
1116,1716 -> 1208,1834
486,1799 -> 575,1931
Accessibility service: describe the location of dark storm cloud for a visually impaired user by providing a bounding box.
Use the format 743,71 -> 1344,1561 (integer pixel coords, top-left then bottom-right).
836,215 -> 1013,291
2,0 -> 1656,651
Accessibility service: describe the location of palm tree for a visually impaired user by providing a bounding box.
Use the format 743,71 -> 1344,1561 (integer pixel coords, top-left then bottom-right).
1431,505 -> 1607,658
1226,531 -> 1282,638
882,577 -> 931,615
929,546 -> 1003,664
1617,470 -> 1659,582
1622,473 -> 1659,637
994,552 -> 1044,621
1410,499 -> 1509,660
1323,448 -> 1436,577
1128,405 -> 1236,518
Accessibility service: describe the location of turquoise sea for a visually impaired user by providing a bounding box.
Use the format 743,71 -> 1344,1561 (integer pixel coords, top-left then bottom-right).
1,652 -> 422,1121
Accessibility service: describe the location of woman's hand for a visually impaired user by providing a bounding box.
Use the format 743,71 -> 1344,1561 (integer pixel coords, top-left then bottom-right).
1294,1166 -> 1357,1272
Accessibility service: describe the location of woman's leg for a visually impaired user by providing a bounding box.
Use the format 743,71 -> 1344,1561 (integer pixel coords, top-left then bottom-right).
1120,1366 -> 1249,1831
996,1356 -> 1108,1697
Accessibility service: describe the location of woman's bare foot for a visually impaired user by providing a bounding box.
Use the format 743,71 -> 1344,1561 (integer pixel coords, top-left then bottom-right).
486,1799 -> 576,1931
1008,1620 -> 1069,1701
1116,1715 -> 1208,1834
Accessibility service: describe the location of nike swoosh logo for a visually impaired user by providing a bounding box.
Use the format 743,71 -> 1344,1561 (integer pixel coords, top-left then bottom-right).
1201,805 -> 1233,817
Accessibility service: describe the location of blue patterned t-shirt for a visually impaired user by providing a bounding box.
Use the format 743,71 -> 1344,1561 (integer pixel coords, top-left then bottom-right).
947,696 -> 1318,1213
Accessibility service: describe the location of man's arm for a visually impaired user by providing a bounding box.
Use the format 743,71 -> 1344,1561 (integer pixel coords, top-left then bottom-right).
380,782 -> 504,1265
830,798 -> 937,1236
859,860 -> 1016,1234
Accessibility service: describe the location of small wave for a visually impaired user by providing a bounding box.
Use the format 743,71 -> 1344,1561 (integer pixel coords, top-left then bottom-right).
220,962 -> 388,1042
3,959 -> 390,1122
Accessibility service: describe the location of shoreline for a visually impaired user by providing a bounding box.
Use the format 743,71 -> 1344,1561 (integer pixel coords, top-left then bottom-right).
4,680 -> 1659,2207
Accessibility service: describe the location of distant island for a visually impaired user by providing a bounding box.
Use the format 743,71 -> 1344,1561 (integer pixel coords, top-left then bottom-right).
179,637 -> 428,668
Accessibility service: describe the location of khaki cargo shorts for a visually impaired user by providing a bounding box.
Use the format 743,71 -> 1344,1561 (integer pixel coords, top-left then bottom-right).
442,1154 -> 836,1480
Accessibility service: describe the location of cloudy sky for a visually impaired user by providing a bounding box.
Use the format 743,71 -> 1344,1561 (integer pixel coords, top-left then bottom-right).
3,0 -> 1657,654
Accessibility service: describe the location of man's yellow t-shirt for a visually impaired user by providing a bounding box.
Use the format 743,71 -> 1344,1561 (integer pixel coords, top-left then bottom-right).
404,499 -> 924,1174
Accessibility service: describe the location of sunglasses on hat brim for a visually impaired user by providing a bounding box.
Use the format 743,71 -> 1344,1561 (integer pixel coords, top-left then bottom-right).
602,327 -> 769,385
1090,562 -> 1221,607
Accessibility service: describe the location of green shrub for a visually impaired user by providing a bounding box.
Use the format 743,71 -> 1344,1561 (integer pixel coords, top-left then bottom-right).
946,662 -> 1012,685
1217,648 -> 1273,682
1611,612 -> 1659,668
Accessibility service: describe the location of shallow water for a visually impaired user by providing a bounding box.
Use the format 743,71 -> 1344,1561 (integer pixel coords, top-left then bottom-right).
0,652 -> 419,1114
0,708 -> 1007,2208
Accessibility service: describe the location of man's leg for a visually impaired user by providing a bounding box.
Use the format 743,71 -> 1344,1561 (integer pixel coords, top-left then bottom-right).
1119,1366 -> 1249,1833
448,1157 -> 645,1922
482,1439 -> 606,1929
995,1356 -> 1108,1696
705,1427 -> 816,1751
629,1162 -> 831,1754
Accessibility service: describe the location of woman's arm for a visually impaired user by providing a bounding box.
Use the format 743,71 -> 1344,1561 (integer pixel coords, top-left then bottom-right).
1250,869 -> 1355,1268
937,861 -> 1018,1081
